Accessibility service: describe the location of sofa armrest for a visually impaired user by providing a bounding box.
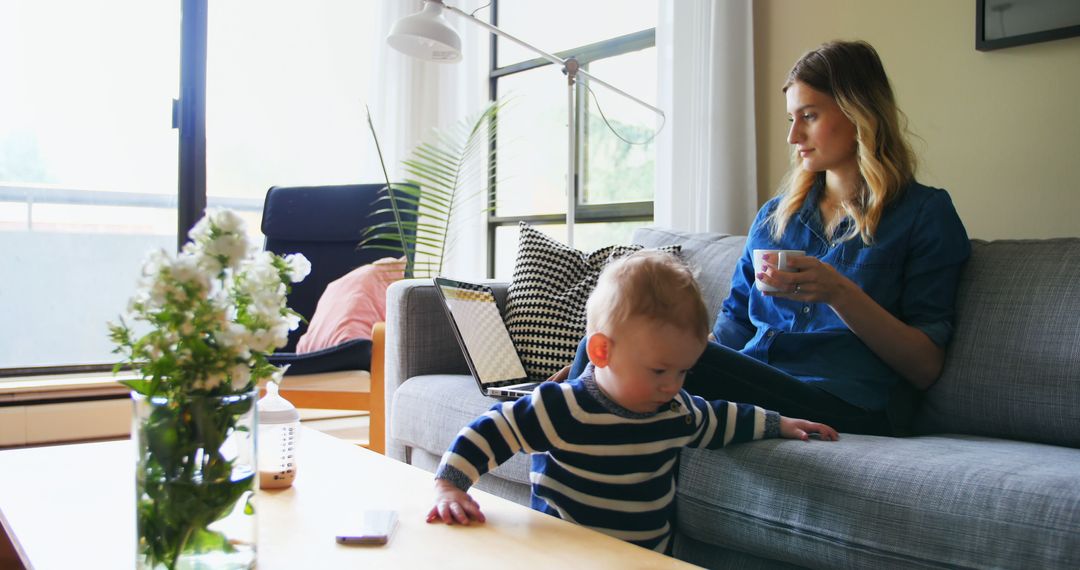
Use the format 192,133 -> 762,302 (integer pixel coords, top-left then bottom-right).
383,278 -> 511,458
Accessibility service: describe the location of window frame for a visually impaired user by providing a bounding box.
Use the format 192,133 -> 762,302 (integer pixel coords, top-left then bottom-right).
177,0 -> 209,252
485,1 -> 656,277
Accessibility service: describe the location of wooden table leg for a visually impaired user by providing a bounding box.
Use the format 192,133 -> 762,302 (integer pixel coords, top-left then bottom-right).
0,518 -> 27,570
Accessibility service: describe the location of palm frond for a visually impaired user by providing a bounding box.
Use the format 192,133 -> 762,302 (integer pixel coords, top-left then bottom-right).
365,105 -> 413,277
361,99 -> 503,277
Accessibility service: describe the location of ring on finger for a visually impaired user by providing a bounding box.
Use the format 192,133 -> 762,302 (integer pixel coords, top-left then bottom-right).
793,282 -> 802,294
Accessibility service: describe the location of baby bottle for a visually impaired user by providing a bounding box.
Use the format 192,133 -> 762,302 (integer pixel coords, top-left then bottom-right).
257,381 -> 300,489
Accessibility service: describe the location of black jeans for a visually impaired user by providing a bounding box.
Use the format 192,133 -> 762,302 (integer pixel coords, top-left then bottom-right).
569,339 -> 899,436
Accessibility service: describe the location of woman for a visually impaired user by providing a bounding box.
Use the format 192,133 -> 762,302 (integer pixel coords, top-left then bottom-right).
568,40 -> 970,435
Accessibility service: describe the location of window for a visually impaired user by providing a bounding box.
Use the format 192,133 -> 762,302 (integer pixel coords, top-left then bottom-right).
0,0 -> 379,374
0,0 -> 179,371
206,0 -> 380,239
488,0 -> 659,278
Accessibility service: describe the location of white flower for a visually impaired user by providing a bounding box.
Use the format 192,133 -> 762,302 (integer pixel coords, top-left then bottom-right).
192,250 -> 225,276
216,322 -> 252,359
229,364 -> 251,390
247,328 -> 278,354
114,208 -> 303,395
169,255 -> 210,298
141,248 -> 170,273
136,250 -> 171,308
284,253 -> 311,283
284,311 -> 302,331
147,280 -> 171,309
204,232 -> 252,271
184,208 -> 253,273
186,214 -> 213,246
269,322 -> 291,347
237,252 -> 291,324
208,209 -> 244,233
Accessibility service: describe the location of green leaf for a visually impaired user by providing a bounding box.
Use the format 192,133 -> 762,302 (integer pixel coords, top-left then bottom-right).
367,107 -> 413,276
121,378 -> 153,395
187,528 -> 234,554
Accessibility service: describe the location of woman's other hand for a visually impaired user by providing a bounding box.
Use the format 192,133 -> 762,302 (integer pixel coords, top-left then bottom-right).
547,365 -> 571,383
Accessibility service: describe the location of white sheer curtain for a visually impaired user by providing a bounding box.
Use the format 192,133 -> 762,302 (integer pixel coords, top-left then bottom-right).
369,0 -> 490,278
655,0 -> 757,235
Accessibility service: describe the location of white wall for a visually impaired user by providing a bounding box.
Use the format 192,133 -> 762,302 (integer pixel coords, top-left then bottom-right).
753,0 -> 1080,239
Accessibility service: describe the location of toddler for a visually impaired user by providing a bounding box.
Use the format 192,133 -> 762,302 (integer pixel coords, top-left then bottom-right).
428,250 -> 838,552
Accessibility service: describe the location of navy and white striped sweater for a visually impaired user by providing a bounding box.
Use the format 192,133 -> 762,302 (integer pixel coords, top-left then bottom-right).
436,367 -> 781,552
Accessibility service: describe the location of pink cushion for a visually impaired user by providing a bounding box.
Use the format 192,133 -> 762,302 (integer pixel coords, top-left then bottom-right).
296,257 -> 405,354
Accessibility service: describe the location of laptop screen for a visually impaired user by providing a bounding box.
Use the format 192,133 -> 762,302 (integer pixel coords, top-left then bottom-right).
434,278 -> 529,386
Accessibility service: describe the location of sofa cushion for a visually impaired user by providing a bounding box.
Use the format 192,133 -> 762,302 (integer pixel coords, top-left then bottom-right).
389,374 -> 531,486
677,435 -> 1080,569
296,257 -> 404,354
916,238 -> 1080,448
632,226 -> 746,321
504,223 -> 678,380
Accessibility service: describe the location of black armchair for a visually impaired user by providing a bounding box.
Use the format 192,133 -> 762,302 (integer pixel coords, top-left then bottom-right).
260,183 -> 415,376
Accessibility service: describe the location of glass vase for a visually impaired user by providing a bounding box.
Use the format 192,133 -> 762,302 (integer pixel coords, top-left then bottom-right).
132,389 -> 258,570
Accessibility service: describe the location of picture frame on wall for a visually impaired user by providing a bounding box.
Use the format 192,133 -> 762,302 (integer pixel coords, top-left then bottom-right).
976,0 -> 1080,51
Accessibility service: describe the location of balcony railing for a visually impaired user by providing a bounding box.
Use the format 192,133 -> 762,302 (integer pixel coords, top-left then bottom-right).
0,183 -> 265,376
0,183 -> 263,227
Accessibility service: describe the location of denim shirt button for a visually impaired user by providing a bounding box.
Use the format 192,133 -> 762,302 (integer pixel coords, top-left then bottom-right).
766,330 -> 775,338
802,306 -> 810,314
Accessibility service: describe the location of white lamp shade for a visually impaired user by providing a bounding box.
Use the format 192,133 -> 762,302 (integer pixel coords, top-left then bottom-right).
387,1 -> 462,63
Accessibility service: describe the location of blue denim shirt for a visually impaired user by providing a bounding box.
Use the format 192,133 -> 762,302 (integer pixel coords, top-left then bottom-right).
713,178 -> 971,411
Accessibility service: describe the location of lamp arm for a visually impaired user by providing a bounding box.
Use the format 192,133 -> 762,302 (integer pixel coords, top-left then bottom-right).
438,1 -> 665,119
439,3 -> 564,66
572,68 -> 664,118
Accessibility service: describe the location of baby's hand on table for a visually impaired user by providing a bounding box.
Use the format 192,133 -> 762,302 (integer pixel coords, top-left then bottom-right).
780,417 -> 839,441
427,479 -> 486,525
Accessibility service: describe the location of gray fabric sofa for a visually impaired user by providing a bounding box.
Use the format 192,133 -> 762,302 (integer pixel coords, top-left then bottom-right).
383,226 -> 1080,569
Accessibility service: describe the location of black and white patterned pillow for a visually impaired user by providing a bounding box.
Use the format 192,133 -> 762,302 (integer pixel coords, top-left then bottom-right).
504,222 -> 680,380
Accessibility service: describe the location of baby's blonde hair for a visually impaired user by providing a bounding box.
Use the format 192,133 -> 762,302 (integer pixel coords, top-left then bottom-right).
586,250 -> 709,340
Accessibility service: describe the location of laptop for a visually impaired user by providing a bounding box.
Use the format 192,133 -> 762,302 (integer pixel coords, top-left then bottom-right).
433,277 -> 544,399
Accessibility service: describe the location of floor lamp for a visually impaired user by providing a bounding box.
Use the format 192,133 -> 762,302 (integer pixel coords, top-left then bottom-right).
386,0 -> 665,247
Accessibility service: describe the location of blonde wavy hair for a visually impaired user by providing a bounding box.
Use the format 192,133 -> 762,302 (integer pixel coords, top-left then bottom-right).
769,40 -> 916,245
586,250 -> 709,341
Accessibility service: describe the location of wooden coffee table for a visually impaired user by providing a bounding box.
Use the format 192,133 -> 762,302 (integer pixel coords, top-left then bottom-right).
0,427 -> 701,569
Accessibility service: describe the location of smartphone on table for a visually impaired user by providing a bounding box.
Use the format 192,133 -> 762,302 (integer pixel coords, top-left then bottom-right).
335,510 -> 398,545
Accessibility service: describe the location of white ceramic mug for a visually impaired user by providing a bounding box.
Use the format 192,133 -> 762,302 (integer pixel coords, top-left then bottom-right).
752,249 -> 805,292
